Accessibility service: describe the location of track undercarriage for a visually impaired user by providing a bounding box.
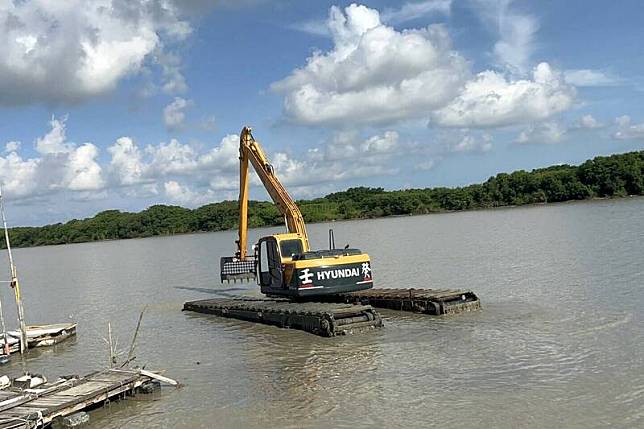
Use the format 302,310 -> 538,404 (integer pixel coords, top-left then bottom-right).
183,298 -> 382,337
325,288 -> 481,315
184,288 -> 480,337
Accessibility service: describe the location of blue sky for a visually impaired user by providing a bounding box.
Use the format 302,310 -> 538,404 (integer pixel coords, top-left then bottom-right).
0,0 -> 643,225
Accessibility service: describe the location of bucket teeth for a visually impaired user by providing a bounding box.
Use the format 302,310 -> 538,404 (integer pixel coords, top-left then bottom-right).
220,256 -> 256,283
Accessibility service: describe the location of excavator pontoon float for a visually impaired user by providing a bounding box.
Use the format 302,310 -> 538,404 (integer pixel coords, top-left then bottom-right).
183,127 -> 480,336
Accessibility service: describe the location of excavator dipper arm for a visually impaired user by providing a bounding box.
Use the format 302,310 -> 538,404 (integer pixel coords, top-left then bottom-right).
220,127 -> 309,283
237,127 -> 309,259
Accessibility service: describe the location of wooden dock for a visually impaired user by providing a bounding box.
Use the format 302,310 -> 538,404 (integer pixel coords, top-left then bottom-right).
0,368 -> 165,428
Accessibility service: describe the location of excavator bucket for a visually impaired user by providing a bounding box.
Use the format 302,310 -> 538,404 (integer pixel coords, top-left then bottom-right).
220,256 -> 256,283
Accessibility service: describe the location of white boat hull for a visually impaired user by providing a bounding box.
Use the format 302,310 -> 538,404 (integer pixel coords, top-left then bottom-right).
1,323 -> 77,355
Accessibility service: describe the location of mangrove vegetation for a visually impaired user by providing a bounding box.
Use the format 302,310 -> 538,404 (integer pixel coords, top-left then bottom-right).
2,150 -> 643,248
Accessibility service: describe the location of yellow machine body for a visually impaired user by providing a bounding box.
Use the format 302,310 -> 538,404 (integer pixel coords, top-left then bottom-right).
220,127 -> 373,298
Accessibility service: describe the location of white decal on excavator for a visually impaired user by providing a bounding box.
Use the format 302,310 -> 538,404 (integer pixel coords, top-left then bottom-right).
299,268 -> 313,284
316,267 -> 361,281
362,262 -> 371,278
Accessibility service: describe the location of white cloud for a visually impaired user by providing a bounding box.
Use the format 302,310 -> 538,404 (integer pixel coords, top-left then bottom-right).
198,130 -> 405,195
65,144 -> 105,191
470,0 -> 538,73
494,3 -> 537,73
4,141 -> 20,154
0,0 -> 191,105
1,117 -> 105,198
272,4 -> 469,126
514,114 -> 609,145
35,116 -> 73,154
0,152 -> 39,197
577,114 -> 603,129
174,0 -> 268,14
164,180 -> 186,202
431,63 -> 574,128
415,159 -> 437,171
615,115 -> 631,127
199,115 -> 217,132
613,116 -> 644,140
564,69 -> 620,87
291,1 -> 452,37
106,133 -> 241,190
289,19 -> 330,37
157,51 -> 188,95
209,176 -> 239,192
447,134 -> 492,153
381,0 -> 452,24
3,117 -> 413,213
278,131 -> 403,188
269,150 -> 399,192
163,97 -> 192,131
361,131 -> 400,154
198,134 -> 240,172
321,130 -> 401,164
146,139 -> 197,174
274,4 -> 573,129
164,180 -> 213,206
108,137 -> 146,185
514,121 -> 567,145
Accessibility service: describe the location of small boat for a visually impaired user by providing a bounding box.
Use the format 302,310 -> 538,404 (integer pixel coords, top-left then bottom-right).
8,323 -> 77,348
0,334 -> 19,355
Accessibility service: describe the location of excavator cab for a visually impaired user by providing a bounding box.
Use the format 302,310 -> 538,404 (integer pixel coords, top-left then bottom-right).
256,236 -> 283,291
256,233 -> 302,294
254,233 -> 373,298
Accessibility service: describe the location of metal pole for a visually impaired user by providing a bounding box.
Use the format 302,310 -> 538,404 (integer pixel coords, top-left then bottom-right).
0,185 -> 27,354
0,286 -> 9,357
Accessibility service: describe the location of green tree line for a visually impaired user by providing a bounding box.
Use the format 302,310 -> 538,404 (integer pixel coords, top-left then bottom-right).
2,150 -> 643,248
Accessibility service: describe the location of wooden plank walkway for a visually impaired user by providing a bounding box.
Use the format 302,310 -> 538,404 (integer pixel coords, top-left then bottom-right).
0,369 -> 156,428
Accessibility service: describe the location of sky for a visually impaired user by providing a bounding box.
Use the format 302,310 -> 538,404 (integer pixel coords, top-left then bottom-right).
0,0 -> 643,226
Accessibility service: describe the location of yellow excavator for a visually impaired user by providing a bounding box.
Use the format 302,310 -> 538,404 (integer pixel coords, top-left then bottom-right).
220,127 -> 374,298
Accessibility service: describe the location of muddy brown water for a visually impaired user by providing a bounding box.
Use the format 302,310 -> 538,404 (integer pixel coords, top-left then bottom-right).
0,197 -> 643,428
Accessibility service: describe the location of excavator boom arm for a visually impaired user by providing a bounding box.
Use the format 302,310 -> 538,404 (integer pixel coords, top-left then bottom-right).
237,127 -> 309,259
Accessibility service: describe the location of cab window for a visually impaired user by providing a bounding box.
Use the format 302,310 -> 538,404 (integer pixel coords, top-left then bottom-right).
279,239 -> 303,258
259,240 -> 269,275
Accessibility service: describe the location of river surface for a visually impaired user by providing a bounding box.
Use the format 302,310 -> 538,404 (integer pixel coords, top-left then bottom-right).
1,197 -> 643,428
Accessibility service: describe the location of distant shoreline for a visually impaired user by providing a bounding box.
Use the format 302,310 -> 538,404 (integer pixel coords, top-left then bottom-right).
7,194 -> 644,251
2,150 -> 643,249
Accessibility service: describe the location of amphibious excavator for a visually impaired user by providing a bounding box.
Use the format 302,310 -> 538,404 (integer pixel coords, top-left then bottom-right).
185,126 -> 479,336
220,127 -> 374,298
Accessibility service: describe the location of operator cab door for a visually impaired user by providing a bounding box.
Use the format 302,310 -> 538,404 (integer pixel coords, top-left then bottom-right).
257,237 -> 284,289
